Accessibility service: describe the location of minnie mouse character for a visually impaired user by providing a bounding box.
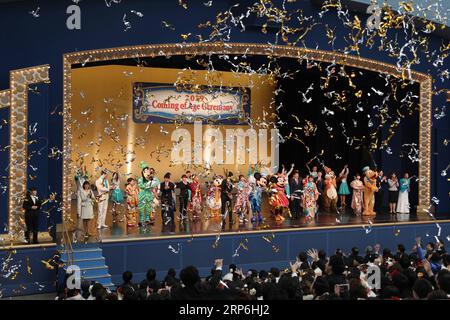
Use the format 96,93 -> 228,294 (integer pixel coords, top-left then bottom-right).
268,174 -> 291,223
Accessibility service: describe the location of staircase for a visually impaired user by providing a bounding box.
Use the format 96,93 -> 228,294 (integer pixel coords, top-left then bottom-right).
60,243 -> 115,290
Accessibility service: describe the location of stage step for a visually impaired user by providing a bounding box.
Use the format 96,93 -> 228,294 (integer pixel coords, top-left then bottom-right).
60,244 -> 114,290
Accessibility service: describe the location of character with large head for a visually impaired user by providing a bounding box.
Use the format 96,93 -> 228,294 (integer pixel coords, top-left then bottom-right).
249,172 -> 266,223
207,175 -> 223,218
362,166 -> 378,216
268,174 -> 290,223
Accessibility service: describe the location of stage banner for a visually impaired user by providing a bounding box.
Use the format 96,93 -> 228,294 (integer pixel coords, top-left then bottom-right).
132,82 -> 251,124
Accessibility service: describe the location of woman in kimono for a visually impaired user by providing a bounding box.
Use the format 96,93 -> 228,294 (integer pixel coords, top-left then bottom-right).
397,172 -> 411,214
111,172 -> 124,223
189,175 -> 203,220
302,175 -> 318,222
77,181 -> 95,238
350,173 -> 364,215
233,174 -> 251,224
125,177 -> 139,227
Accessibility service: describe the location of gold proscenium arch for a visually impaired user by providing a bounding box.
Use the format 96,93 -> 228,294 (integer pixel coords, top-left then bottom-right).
1,65 -> 50,240
62,43 -> 432,221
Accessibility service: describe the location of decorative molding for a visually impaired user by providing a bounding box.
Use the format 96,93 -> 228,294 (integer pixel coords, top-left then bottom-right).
8,65 -> 50,238
0,90 -> 10,109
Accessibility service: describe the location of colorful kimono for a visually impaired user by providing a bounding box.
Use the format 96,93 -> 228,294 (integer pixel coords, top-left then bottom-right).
350,179 -> 364,214
125,183 -> 139,227
138,176 -> 160,223
233,180 -> 251,220
189,181 -> 203,219
302,181 -> 318,219
207,183 -> 222,218
111,178 -> 124,203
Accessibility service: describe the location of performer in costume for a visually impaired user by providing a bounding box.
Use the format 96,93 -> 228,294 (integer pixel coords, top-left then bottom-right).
137,162 -> 160,226
338,165 -> 350,208
249,172 -> 266,223
125,177 -> 139,227
233,174 -> 251,224
160,172 -> 176,233
95,170 -> 111,229
302,175 -> 318,222
207,175 -> 223,219
268,174 -> 290,223
362,166 -> 378,216
322,166 -> 338,213
350,173 -> 364,215
110,172 -> 124,223
189,175 -> 203,220
397,172 -> 411,214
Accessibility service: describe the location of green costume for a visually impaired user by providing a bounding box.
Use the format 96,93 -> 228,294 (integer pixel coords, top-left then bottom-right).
138,161 -> 160,223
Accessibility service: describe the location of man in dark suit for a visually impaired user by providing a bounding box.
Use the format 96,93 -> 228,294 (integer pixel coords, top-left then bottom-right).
289,171 -> 302,219
375,170 -> 387,213
22,187 -> 42,244
160,173 -> 176,233
221,172 -> 234,230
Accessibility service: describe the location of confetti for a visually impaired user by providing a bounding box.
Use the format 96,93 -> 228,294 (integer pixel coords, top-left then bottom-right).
232,239 -> 248,257
123,14 -> 131,31
130,10 -> 144,18
168,243 -> 180,254
29,6 -> 40,18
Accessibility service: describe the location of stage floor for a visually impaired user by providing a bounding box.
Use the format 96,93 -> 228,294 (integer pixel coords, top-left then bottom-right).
66,198 -> 448,244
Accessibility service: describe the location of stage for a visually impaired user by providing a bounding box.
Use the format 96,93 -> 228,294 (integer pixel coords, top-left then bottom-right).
66,195 -> 448,244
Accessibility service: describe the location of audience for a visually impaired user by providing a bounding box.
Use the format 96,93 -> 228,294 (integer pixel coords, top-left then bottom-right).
56,237 -> 449,300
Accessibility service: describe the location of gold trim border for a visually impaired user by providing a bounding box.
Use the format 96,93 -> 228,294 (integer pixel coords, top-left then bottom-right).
0,89 -> 10,109
8,65 -> 50,237
62,42 -> 432,221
